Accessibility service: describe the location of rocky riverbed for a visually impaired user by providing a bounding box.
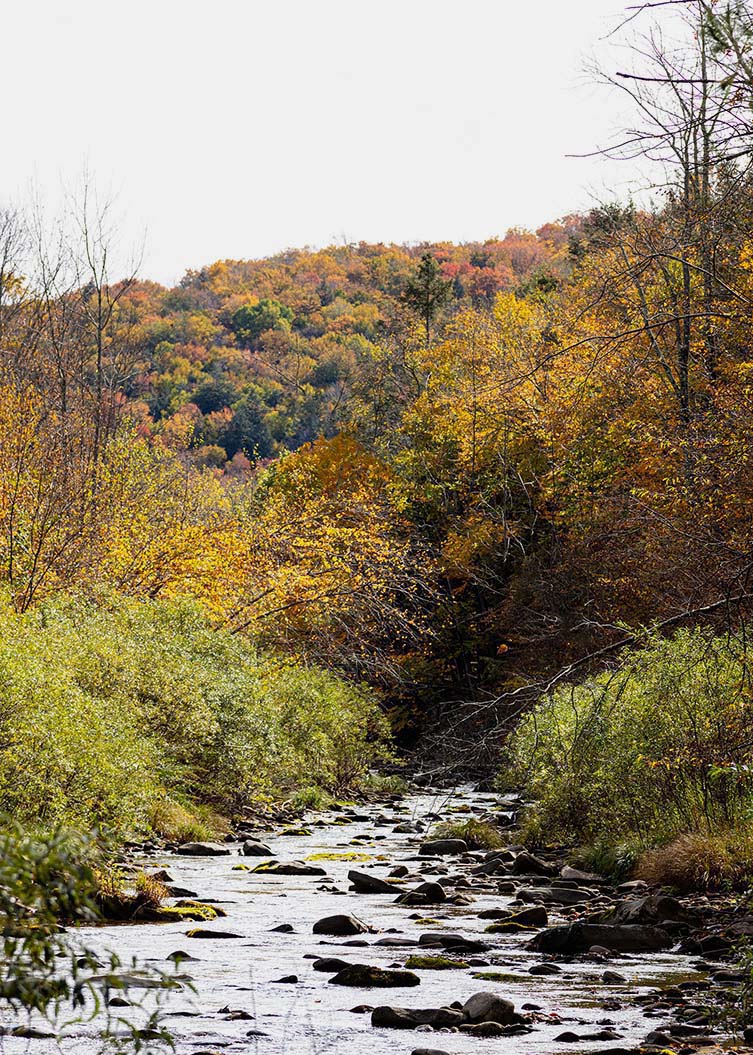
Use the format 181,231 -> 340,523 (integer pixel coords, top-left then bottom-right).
3,785 -> 752,1054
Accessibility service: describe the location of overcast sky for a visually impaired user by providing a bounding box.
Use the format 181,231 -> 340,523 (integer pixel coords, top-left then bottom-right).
4,1 -> 644,284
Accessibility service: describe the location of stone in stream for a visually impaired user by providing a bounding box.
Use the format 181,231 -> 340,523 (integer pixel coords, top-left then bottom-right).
418,932 -> 490,953
517,884 -> 597,905
531,922 -> 671,954
418,839 -> 468,856
269,923 -> 294,932
462,991 -> 519,1025
371,1005 -> 465,1029
411,1050 -> 452,1055
330,964 -> 421,987
561,864 -> 606,884
313,913 -> 371,936
596,894 -> 695,927
478,905 -> 548,926
175,842 -> 231,857
252,860 -> 327,876
185,928 -> 244,939
166,949 -> 199,963
242,840 -> 274,857
511,850 -> 557,876
271,974 -> 298,983
313,957 -> 351,972
166,885 -> 198,898
395,881 -> 447,906
348,869 -> 395,894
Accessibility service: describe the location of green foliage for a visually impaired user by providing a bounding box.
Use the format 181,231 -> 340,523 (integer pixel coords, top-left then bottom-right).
231,298 -> 294,345
507,629 -> 753,847
0,594 -> 390,838
403,252 -> 452,341
0,826 -> 176,1048
221,394 -> 273,459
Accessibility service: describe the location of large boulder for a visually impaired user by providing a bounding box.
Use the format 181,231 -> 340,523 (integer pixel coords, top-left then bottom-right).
512,851 -> 556,877
597,894 -> 694,927
462,991 -> 518,1025
371,1005 -> 465,1029
531,922 -> 671,954
313,913 -> 370,936
175,842 -> 230,857
348,869 -> 395,894
419,839 -> 468,856
330,964 -> 420,987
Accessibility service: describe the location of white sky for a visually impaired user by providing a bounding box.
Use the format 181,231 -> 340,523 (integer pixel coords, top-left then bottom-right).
4,0 -> 644,285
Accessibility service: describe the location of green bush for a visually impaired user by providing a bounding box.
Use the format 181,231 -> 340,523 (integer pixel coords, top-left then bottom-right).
0,593 -> 390,839
507,629 -> 753,846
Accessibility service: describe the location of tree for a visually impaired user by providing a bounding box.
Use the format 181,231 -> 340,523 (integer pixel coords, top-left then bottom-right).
403,253 -> 452,345
231,297 -> 294,346
221,395 -> 273,460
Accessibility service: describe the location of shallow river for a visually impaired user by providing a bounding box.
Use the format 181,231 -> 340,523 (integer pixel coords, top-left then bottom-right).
2,788 -> 703,1054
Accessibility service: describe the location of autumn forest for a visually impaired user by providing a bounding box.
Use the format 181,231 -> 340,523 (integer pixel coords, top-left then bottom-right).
6,1 -> 753,1047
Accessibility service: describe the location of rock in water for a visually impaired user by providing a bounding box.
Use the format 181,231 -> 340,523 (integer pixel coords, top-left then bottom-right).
330,965 -> 420,987
175,842 -> 231,856
252,861 -> 327,876
531,922 -> 671,954
313,914 -> 370,936
242,840 -> 274,857
419,839 -> 468,855
371,1006 -> 465,1029
348,869 -> 395,894
462,991 -> 517,1025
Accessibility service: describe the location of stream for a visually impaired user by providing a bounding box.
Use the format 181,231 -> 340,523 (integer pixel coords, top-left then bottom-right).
2,786 -> 709,1055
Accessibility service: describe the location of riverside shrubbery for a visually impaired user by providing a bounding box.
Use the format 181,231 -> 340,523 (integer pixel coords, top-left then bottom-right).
507,630 -> 753,874
0,594 -> 389,839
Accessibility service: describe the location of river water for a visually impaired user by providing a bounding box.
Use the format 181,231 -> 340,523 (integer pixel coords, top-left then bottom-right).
1,787 -> 703,1054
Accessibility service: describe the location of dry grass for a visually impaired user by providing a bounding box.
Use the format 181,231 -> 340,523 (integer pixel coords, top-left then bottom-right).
134,872 -> 169,908
433,818 -> 504,850
149,797 -> 226,844
636,830 -> 753,892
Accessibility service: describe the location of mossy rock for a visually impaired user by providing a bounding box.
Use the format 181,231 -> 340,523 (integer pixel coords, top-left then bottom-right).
404,955 -> 469,970
176,899 -> 226,917
306,852 -> 373,862
484,920 -> 536,933
144,901 -> 220,923
281,827 -> 312,837
232,863 -> 251,871
472,971 -> 523,982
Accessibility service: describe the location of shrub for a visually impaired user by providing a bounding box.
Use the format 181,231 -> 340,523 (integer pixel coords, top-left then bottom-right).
507,629 -> 753,847
0,593 -> 390,839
